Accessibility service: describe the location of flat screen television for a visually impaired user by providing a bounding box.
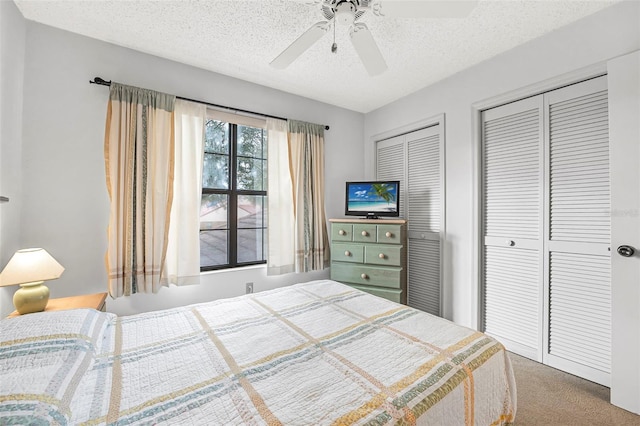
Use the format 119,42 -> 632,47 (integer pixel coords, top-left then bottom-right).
345,181 -> 400,219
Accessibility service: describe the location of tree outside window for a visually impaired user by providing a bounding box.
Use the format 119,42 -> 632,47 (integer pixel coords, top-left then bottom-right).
200,118 -> 267,270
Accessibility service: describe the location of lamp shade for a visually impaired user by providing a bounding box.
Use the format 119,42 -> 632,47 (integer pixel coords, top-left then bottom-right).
0,248 -> 65,287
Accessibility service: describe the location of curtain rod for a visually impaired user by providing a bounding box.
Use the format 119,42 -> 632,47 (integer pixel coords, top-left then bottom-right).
89,77 -> 329,131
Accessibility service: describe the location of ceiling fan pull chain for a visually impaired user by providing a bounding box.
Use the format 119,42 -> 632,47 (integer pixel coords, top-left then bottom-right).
331,19 -> 338,53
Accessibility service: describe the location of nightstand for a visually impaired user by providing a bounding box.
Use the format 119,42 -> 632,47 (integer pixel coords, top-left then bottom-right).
7,292 -> 107,318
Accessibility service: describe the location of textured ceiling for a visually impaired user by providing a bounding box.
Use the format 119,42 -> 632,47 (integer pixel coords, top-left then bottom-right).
15,0 -> 619,113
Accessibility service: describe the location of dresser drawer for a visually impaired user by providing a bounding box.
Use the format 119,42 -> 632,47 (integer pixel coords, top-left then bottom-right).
377,224 -> 403,245
350,284 -> 402,304
331,263 -> 401,289
364,244 -> 402,266
353,224 -> 377,243
331,223 -> 353,242
332,242 -> 364,263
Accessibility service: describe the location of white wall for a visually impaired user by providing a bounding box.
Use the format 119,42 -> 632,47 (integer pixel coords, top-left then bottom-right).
363,1 -> 640,327
0,0 -> 26,316
3,21 -> 364,317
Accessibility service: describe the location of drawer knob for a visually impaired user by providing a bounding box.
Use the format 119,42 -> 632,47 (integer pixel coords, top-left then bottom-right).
339,229 -> 346,236
361,273 -> 369,280
378,253 -> 386,259
385,231 -> 392,238
344,250 -> 351,257
361,231 -> 368,236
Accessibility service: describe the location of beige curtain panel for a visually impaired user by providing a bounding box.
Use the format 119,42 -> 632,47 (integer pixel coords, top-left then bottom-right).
104,83 -> 176,297
288,120 -> 329,273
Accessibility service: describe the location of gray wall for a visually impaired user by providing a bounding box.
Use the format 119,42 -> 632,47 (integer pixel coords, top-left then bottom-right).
0,0 -> 26,316
363,0 -> 640,328
1,19 -> 364,317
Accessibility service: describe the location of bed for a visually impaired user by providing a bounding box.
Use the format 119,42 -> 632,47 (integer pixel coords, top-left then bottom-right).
0,279 -> 516,425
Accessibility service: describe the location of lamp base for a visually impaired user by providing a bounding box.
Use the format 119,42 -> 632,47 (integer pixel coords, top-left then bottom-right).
13,281 -> 50,314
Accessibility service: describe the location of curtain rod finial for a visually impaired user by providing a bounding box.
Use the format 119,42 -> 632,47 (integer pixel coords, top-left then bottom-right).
91,77 -> 111,86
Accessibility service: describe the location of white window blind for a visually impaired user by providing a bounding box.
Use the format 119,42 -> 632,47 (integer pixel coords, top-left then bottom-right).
207,109 -> 266,129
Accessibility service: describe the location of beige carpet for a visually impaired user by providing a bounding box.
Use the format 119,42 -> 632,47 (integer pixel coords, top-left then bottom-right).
509,352 -> 640,425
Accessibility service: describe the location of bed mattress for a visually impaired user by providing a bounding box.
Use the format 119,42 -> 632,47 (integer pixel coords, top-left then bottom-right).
0,279 -> 516,425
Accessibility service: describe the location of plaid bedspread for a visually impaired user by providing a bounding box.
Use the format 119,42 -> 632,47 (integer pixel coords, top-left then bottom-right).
0,280 -> 516,425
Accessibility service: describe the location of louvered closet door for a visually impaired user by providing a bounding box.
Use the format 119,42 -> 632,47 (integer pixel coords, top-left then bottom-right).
406,127 -> 442,315
377,125 -> 443,316
543,76 -> 611,386
376,136 -> 406,218
482,96 -> 544,361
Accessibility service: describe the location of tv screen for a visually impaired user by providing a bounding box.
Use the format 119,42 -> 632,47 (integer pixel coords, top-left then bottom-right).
345,181 -> 400,218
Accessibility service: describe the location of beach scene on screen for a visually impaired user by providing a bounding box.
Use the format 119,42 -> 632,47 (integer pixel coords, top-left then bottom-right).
347,183 -> 398,212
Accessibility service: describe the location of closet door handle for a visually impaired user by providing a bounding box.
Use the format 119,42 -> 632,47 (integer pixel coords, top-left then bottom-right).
617,245 -> 635,257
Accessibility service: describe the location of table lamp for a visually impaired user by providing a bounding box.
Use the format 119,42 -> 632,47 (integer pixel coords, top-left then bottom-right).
0,248 -> 65,314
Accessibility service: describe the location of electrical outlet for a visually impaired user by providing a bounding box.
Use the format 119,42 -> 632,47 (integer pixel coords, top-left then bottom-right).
246,282 -> 254,294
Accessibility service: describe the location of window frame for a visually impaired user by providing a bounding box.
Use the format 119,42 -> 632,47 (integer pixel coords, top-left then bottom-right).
200,119 -> 267,272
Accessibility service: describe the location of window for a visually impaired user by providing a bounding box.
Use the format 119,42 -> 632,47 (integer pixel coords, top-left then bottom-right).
200,114 -> 267,270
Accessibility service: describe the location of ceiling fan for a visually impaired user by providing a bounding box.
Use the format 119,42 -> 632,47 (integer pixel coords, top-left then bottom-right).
270,0 -> 478,76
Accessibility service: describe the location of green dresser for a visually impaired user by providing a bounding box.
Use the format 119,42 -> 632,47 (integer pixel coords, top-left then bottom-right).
329,219 -> 407,304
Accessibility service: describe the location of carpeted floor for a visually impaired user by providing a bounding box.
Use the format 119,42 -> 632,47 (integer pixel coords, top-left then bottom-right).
509,352 -> 640,425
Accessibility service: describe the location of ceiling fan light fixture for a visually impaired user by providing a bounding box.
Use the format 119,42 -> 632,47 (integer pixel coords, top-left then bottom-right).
334,1 -> 356,25
276,0 -> 477,75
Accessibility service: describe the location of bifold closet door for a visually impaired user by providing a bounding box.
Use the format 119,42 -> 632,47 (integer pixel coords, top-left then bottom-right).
482,96 -> 544,361
376,125 -> 443,316
543,76 -> 611,386
482,76 -> 612,385
376,136 -> 406,218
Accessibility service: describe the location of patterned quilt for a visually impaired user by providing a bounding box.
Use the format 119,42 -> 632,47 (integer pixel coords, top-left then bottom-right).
0,280 -> 516,425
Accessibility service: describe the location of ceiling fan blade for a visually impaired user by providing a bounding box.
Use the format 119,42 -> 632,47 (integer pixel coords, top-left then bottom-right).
349,23 -> 387,76
270,21 -> 331,69
373,0 -> 478,18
